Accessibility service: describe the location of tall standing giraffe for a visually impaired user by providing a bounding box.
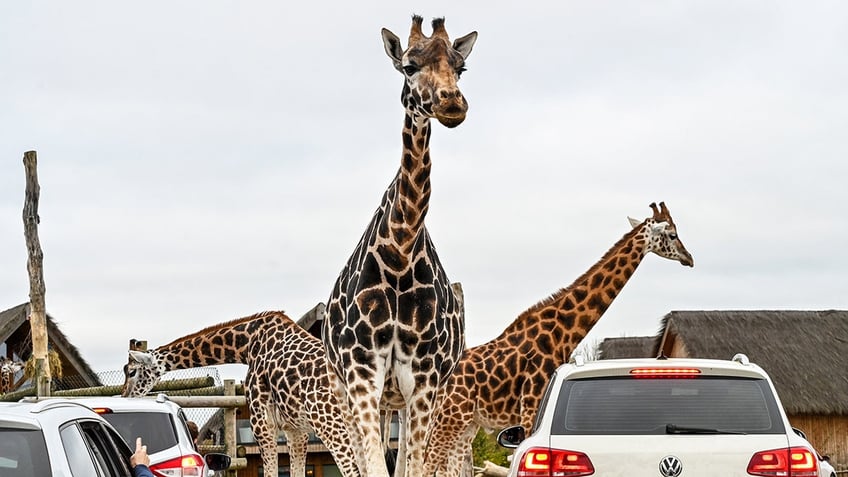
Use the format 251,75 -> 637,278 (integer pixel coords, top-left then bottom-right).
120,311 -> 360,477
322,15 -> 477,477
424,202 -> 694,477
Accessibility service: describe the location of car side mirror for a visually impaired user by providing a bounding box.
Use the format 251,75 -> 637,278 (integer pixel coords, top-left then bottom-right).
497,425 -> 526,449
204,453 -> 231,471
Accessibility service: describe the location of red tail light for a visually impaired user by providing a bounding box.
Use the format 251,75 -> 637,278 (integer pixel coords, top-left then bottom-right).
747,447 -> 818,476
91,407 -> 113,414
629,368 -> 701,378
516,447 -> 594,477
148,453 -> 205,477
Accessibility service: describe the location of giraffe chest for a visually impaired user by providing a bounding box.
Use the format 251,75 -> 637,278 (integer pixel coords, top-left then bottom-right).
324,227 -> 465,380
342,230 -> 459,325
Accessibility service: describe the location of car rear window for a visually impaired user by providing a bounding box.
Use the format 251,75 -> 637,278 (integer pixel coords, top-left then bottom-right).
551,376 -> 785,435
100,412 -> 178,454
0,429 -> 52,475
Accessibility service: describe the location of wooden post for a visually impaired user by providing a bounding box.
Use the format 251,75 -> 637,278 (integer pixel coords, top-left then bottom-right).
22,150 -> 51,397
223,379 -> 239,476
129,339 -> 148,352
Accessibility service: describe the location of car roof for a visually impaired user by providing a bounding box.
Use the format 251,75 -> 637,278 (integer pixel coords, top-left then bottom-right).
1,400 -> 107,429
560,356 -> 770,380
70,396 -> 181,413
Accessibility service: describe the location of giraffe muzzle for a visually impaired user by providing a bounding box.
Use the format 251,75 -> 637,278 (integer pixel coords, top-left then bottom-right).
434,103 -> 467,128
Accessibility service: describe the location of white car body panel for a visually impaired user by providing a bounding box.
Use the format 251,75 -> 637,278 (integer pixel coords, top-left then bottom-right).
546,434 -> 790,477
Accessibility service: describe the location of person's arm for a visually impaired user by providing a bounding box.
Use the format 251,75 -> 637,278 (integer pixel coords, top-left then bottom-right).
131,437 -> 155,477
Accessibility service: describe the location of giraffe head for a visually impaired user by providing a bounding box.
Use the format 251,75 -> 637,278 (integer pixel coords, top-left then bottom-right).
628,202 -> 694,267
382,15 -> 478,128
121,350 -> 165,397
0,358 -> 23,394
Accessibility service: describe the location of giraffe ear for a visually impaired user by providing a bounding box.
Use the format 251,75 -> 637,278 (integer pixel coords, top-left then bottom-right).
452,31 -> 478,59
129,350 -> 154,366
628,216 -> 642,228
381,28 -> 404,71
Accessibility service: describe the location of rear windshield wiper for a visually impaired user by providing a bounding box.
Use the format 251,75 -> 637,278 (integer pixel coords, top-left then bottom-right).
666,424 -> 747,435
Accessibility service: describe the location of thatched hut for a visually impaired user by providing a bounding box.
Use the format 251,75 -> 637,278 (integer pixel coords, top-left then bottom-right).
656,310 -> 848,468
0,303 -> 102,393
598,336 -> 657,359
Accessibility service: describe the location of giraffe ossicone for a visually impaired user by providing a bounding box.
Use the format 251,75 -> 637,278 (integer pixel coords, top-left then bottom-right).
424,201 -> 694,477
322,15 -> 477,477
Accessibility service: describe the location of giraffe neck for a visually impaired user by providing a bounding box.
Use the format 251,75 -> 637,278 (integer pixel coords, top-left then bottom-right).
501,225 -> 648,349
152,312 -> 272,371
383,111 -> 432,252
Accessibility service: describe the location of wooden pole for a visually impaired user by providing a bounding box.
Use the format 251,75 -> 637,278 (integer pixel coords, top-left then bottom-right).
22,150 -> 51,397
222,379 -> 243,475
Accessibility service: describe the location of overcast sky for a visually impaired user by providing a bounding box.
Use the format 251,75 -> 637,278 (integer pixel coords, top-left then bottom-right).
2,1 -> 846,380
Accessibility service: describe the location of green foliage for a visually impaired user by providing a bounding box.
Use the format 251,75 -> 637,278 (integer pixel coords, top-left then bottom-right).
471,428 -> 511,468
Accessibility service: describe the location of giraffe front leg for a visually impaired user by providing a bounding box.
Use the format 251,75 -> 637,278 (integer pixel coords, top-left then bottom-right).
248,394 -> 281,477
312,399 -> 362,477
431,422 -> 478,477
424,386 -> 477,477
285,429 -> 310,477
459,441 -> 475,477
349,391 -> 391,477
328,369 -> 370,475
403,392 -> 440,477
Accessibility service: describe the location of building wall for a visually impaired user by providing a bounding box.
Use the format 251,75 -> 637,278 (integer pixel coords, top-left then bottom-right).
788,413 -> 847,472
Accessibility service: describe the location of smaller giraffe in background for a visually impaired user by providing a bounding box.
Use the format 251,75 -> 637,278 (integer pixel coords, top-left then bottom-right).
424,202 -> 694,477
0,358 -> 24,394
122,310 -> 359,477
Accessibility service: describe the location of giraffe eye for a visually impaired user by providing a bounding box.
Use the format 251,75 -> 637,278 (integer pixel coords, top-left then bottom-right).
669,233 -> 678,240
455,66 -> 467,77
403,64 -> 420,75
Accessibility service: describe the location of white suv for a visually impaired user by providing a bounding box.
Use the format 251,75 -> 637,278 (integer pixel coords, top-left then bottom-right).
498,354 -> 822,477
0,399 -> 134,476
68,395 -> 207,477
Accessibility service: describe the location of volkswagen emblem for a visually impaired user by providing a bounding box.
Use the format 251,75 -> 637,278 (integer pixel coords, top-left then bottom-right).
659,455 -> 683,477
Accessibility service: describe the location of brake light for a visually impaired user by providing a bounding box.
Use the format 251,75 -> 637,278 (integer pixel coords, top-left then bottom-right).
747,447 -> 818,476
91,407 -> 113,414
629,368 -> 701,378
148,453 -> 205,477
516,447 -> 594,477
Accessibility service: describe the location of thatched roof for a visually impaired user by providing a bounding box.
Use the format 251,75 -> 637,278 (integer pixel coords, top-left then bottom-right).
598,336 -> 658,359
658,310 -> 848,415
0,303 -> 102,388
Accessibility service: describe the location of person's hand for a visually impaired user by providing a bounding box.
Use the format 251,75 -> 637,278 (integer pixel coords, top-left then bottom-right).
131,437 -> 150,467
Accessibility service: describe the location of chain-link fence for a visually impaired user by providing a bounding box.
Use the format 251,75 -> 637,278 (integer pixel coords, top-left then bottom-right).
89,366 -> 226,429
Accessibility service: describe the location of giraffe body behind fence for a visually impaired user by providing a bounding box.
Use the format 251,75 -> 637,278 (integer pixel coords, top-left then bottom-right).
424,202 -> 694,477
322,15 -> 477,477
122,310 -> 360,477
